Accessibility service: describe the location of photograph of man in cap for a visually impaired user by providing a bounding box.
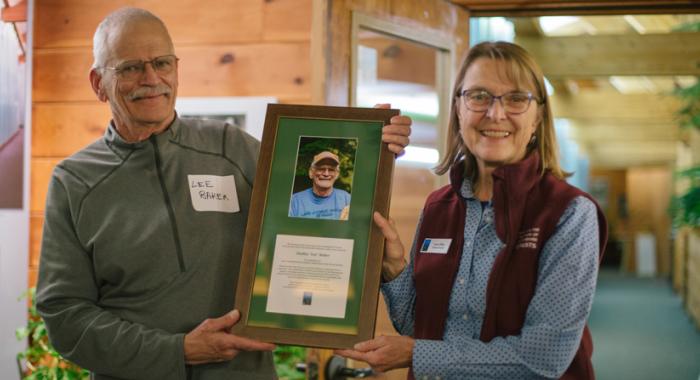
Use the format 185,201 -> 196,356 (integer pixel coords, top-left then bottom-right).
289,150 -> 352,220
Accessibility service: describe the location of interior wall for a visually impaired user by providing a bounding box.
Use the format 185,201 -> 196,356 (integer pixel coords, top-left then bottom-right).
0,1 -> 31,378
626,166 -> 673,276
589,169 -> 628,269
589,169 -> 627,236
29,0 -> 313,286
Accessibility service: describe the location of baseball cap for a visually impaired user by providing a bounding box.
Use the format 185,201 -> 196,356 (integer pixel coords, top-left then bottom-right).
311,151 -> 340,167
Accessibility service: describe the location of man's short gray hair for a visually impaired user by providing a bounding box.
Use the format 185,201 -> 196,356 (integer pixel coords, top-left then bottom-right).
92,7 -> 173,69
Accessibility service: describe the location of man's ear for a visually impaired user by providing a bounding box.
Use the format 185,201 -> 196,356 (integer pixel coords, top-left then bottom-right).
89,69 -> 108,102
308,168 -> 314,180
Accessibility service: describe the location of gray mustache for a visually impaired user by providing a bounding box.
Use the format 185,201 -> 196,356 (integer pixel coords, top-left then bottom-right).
128,85 -> 171,100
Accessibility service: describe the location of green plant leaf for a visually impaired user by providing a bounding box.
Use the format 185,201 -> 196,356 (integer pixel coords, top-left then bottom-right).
16,288 -> 90,380
16,326 -> 29,340
273,345 -> 306,380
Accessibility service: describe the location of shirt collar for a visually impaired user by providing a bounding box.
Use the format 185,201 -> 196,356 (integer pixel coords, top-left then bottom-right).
450,151 -> 543,201
103,113 -> 181,151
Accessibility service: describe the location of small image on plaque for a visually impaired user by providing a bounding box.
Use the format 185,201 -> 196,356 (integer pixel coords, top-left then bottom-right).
303,292 -> 313,305
289,136 -> 358,221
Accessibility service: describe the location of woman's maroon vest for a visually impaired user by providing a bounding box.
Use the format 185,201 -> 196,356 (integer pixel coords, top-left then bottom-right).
411,153 -> 607,379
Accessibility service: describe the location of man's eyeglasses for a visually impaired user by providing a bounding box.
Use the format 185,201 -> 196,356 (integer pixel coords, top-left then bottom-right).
312,166 -> 338,174
102,55 -> 178,81
456,89 -> 542,114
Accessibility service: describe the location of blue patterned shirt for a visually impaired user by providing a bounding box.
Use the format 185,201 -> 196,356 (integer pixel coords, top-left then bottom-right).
382,178 -> 600,379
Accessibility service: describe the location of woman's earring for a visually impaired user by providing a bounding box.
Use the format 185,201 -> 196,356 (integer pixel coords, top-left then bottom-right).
529,134 -> 537,145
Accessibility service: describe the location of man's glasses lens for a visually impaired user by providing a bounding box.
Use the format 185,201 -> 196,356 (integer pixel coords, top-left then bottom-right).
461,90 -> 534,114
111,55 -> 178,80
315,167 -> 337,174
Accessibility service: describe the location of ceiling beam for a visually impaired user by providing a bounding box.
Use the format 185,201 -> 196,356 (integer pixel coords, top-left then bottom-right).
516,33 -> 700,77
583,141 -> 677,168
569,122 -> 679,142
550,92 -> 682,121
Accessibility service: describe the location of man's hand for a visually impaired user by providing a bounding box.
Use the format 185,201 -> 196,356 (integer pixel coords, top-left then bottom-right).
374,212 -> 407,282
375,103 -> 412,156
184,309 -> 276,365
335,335 -> 415,373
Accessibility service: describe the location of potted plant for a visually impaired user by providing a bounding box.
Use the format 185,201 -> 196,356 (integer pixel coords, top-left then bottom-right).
15,287 -> 89,380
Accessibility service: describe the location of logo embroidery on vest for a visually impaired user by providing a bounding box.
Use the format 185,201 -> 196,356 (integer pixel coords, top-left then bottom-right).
516,227 -> 539,249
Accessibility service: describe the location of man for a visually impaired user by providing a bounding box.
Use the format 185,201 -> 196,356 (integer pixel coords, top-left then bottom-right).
35,7 -> 411,380
289,151 -> 351,220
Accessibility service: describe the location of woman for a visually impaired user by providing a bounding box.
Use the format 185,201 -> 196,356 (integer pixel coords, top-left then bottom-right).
337,41 -> 607,379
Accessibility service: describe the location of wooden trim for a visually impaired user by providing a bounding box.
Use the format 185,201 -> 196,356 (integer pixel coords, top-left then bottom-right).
349,12 -> 455,106
311,0 -> 328,105
451,0 -> 700,16
516,33 -> 700,77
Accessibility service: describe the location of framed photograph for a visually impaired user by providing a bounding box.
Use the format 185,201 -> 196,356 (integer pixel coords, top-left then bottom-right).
233,104 -> 399,348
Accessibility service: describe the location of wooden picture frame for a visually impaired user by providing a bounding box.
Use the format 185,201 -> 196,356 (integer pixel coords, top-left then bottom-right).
232,104 -> 398,348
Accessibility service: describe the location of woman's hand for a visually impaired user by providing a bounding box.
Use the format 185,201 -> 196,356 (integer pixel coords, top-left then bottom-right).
375,103 -> 412,156
373,212 -> 407,282
335,335 -> 415,373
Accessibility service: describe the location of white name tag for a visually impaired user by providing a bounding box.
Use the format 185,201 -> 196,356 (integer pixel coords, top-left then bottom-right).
188,175 -> 240,213
419,238 -> 452,254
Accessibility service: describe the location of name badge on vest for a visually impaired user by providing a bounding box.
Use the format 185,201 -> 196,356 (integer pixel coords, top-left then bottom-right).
188,175 -> 240,213
419,238 -> 452,254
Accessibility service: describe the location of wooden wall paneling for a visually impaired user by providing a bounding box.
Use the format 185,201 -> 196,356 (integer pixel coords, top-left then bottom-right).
262,0 -> 312,42
28,267 -> 38,288
32,102 -> 110,157
276,96 -> 313,105
34,0 -> 266,48
33,47 -> 93,102
30,215 -> 44,269
33,43 -> 311,102
30,157 -> 61,214
177,43 -> 311,98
